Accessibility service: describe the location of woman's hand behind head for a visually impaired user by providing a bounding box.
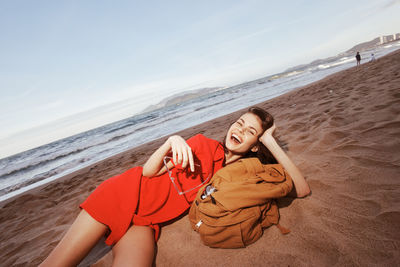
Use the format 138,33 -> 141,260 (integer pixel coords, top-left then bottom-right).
259,123 -> 276,147
263,123 -> 276,136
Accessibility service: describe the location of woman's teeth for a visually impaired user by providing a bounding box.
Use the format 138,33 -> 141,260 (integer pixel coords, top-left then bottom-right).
231,134 -> 241,144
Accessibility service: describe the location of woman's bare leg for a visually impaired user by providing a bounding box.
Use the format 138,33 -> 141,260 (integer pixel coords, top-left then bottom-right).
40,209 -> 107,267
112,225 -> 155,267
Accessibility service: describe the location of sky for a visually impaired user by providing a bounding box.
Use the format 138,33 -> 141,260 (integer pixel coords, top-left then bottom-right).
0,0 -> 400,158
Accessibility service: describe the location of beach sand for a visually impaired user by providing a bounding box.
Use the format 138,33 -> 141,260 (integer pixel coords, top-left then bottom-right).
1,49 -> 399,266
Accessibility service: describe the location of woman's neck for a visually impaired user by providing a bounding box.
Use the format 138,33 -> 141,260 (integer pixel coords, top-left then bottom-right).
224,151 -> 242,165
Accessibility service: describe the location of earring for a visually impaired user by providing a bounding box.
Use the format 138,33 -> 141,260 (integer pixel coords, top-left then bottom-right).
251,145 -> 259,153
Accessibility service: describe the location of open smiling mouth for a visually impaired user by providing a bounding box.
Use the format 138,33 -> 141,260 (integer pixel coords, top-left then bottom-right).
231,133 -> 242,144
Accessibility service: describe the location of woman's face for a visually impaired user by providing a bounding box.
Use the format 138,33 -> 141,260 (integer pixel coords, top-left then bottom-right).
225,112 -> 263,155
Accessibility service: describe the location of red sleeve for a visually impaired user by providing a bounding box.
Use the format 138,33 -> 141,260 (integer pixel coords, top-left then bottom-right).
185,133 -> 222,166
186,134 -> 206,155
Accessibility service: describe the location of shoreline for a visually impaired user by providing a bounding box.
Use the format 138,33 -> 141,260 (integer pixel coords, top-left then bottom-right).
2,43 -> 399,204
0,58 -> 355,205
1,49 -> 399,266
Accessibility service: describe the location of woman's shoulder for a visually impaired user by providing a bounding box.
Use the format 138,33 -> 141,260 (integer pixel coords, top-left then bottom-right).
187,134 -> 223,155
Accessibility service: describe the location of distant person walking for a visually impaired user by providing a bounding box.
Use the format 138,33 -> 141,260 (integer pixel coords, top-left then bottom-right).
370,53 -> 376,62
355,52 -> 361,66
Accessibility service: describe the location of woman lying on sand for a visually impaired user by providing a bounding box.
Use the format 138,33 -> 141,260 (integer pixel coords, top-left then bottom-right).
40,106 -> 310,266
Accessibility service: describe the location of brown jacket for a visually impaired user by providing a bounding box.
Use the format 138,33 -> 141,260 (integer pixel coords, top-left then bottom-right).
189,157 -> 293,248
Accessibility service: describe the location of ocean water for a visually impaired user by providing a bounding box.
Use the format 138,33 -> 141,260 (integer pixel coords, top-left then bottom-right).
1,42 -> 399,201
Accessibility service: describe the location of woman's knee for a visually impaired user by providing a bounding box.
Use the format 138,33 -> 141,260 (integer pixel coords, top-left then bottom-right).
112,225 -> 155,267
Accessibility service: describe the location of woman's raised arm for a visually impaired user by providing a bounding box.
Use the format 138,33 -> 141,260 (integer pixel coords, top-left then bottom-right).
142,135 -> 195,177
259,124 -> 311,198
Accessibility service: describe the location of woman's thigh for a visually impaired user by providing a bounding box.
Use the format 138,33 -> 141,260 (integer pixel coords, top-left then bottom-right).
40,209 -> 108,267
112,225 -> 155,267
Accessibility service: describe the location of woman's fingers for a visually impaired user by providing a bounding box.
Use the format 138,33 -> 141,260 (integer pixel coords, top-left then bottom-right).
181,146 -> 194,172
178,144 -> 194,171
169,135 -> 195,171
262,123 -> 276,137
259,123 -> 277,144
170,137 -> 178,165
267,123 -> 276,134
188,149 -> 195,172
169,136 -> 182,164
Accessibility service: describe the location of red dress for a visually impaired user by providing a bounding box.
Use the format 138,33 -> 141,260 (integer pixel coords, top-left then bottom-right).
80,134 -> 225,245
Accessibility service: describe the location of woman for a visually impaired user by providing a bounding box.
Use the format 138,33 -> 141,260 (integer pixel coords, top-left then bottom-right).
40,107 -> 310,267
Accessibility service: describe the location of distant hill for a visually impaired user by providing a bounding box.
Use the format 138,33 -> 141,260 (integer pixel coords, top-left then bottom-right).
345,37 -> 381,54
142,87 -> 223,113
285,33 -> 400,73
143,33 -> 399,113
346,33 -> 400,54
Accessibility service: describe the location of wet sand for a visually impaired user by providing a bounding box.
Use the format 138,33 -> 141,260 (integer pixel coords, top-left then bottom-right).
1,49 -> 399,266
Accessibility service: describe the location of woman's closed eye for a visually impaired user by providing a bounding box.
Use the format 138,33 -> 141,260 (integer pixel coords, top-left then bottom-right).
236,121 -> 256,136
248,129 -> 256,136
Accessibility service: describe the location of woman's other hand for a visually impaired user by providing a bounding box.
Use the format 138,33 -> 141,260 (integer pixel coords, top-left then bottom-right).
259,123 -> 276,147
264,123 -> 276,136
259,123 -> 311,198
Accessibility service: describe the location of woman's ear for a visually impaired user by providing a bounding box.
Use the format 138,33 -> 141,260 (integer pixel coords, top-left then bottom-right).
251,145 -> 259,153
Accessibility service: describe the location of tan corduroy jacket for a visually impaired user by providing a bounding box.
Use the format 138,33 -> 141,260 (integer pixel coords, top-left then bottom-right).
189,157 -> 293,248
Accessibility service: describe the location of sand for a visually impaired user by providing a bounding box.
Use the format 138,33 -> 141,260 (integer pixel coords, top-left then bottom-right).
1,49 -> 399,267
